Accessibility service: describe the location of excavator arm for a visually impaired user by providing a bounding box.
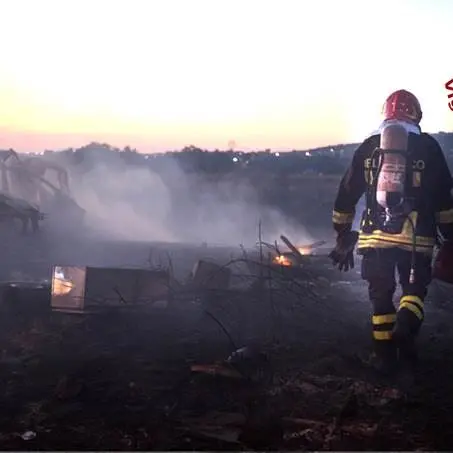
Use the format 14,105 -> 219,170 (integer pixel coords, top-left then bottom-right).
22,157 -> 71,195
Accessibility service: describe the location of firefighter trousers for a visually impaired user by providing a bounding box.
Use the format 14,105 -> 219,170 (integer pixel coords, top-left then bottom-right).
360,248 -> 432,358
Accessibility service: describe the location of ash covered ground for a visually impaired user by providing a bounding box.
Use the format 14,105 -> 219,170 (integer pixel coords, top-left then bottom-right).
0,151 -> 453,451
1,230 -> 453,451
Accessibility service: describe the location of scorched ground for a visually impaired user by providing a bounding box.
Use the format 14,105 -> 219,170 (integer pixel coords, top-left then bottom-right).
0,234 -> 453,450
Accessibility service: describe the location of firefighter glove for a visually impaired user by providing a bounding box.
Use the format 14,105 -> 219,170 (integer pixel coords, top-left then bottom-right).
329,230 -> 359,272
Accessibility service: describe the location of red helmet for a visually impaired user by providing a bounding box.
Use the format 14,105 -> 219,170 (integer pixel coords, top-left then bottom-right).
382,89 -> 423,125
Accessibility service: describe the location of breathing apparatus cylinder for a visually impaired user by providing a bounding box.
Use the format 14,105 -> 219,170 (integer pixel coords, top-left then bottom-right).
374,123 -> 417,283
375,123 -> 409,221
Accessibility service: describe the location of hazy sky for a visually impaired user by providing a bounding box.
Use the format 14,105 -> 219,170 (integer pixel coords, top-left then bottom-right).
0,0 -> 451,153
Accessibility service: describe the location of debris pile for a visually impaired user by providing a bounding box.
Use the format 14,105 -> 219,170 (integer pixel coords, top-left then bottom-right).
0,238 -> 453,450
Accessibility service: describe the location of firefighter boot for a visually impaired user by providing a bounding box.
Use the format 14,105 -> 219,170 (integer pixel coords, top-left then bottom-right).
370,340 -> 397,376
392,321 -> 419,395
393,322 -> 418,373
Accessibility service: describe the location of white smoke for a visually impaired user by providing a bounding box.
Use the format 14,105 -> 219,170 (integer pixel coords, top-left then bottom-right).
68,153 -> 313,248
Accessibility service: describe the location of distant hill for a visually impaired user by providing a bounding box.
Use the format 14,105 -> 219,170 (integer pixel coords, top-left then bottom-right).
2,131 -> 453,176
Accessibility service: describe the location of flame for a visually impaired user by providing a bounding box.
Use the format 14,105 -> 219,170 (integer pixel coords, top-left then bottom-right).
52,268 -> 75,296
273,247 -> 313,266
52,277 -> 74,296
274,255 -> 292,266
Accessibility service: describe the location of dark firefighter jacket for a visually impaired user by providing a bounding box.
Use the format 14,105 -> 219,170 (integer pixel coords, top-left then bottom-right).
332,132 -> 453,255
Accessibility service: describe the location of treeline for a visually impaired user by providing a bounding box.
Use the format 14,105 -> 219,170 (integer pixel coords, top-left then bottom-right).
6,131 -> 453,176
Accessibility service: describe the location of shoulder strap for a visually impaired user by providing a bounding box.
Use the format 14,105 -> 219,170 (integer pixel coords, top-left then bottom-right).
367,120 -> 421,139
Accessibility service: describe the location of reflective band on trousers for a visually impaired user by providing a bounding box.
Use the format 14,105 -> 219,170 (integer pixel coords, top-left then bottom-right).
372,314 -> 397,325
332,210 -> 355,225
399,295 -> 424,321
373,330 -> 392,340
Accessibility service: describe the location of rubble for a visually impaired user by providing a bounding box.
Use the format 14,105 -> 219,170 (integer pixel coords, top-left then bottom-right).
189,260 -> 231,291
0,240 -> 452,450
190,364 -> 243,379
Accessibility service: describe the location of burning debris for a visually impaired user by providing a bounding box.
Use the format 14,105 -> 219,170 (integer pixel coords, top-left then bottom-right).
273,236 -> 327,267
52,267 -> 74,297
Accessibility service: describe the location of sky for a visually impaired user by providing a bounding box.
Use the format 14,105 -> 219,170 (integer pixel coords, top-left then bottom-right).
0,0 -> 452,153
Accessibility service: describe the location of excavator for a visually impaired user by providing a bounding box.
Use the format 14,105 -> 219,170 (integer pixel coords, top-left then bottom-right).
0,150 -> 85,233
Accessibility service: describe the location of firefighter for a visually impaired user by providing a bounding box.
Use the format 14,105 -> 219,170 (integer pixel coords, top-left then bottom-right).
329,89 -> 453,375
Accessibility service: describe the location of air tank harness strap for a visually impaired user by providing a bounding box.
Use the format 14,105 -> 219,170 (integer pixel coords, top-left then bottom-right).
365,147 -> 383,225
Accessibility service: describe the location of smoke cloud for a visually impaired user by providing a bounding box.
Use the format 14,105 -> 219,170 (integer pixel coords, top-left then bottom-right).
68,153 -> 314,248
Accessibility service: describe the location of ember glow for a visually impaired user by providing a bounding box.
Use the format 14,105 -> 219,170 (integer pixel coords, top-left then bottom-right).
273,247 -> 311,266
274,255 -> 292,267
52,267 -> 74,296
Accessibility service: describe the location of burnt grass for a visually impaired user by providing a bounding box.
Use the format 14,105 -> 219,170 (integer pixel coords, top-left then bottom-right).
0,238 -> 453,450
